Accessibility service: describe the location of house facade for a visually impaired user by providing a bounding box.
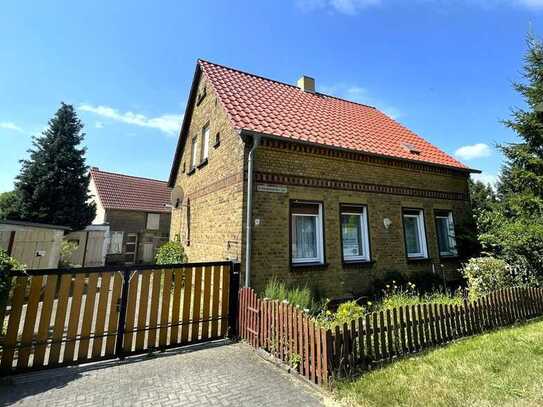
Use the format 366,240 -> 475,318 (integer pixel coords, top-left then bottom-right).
90,168 -> 171,265
168,60 -> 477,297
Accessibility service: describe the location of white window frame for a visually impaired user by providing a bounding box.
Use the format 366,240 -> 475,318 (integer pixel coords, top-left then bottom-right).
341,206 -> 371,262
291,202 -> 324,264
190,135 -> 198,169
436,211 -> 458,257
109,231 -> 124,254
201,124 -> 210,161
146,213 -> 160,230
403,209 -> 428,259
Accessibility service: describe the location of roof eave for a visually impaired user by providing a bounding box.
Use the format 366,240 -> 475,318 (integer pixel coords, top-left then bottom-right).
239,129 -> 480,174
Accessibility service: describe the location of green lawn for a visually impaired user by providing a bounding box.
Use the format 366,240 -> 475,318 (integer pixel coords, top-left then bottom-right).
335,319 -> 543,407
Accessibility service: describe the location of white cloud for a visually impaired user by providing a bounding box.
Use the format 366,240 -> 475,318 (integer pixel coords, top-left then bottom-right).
321,84 -> 404,119
79,104 -> 181,136
516,0 -> 543,9
454,143 -> 492,160
95,122 -> 104,129
0,122 -> 23,133
297,0 -> 380,13
471,172 -> 498,187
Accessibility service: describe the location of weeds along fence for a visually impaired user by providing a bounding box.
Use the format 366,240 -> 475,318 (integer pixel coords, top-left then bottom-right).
238,287 -> 543,386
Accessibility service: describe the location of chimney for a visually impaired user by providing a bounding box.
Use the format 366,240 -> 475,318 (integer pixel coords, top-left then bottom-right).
297,75 -> 315,93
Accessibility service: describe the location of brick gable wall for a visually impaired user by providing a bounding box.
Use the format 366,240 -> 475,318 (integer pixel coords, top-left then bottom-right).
169,73 -> 246,263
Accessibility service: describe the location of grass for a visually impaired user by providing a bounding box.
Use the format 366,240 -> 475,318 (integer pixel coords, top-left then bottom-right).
335,319 -> 543,407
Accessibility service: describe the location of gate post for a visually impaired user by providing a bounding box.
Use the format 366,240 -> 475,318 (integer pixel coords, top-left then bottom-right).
115,268 -> 132,360
227,262 -> 240,338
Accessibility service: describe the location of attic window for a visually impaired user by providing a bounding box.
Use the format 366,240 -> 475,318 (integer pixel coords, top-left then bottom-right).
196,86 -> 207,106
402,142 -> 421,155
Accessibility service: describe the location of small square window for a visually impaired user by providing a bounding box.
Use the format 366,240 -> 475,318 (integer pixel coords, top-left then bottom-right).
436,211 -> 458,257
146,213 -> 160,230
403,209 -> 428,259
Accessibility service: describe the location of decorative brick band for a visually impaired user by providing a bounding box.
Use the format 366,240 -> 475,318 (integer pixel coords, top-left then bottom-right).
255,171 -> 468,201
186,172 -> 243,202
260,137 -> 468,177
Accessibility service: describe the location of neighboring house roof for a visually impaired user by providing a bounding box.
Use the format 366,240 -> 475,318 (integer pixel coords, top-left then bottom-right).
0,220 -> 71,231
90,168 -> 171,213
169,60 -> 476,185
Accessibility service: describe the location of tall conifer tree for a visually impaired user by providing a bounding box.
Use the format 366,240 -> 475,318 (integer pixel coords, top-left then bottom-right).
14,103 -> 95,229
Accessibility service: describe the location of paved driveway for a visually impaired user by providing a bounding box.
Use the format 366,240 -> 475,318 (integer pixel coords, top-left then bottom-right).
0,341 -> 326,406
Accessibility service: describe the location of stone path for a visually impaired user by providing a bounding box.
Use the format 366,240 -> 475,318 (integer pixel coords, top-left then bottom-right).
0,341 -> 326,406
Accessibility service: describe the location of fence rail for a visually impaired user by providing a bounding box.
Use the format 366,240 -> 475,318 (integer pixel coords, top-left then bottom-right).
238,286 -> 543,387
0,261 -> 239,374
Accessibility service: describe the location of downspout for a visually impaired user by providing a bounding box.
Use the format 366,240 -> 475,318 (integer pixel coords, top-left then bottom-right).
244,133 -> 261,288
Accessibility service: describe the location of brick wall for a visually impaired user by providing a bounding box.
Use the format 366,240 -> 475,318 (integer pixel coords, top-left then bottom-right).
169,72 -> 246,263
250,142 -> 472,297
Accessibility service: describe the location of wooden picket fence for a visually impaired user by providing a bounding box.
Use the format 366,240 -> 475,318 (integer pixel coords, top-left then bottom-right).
238,287 -> 543,387
0,261 -> 239,374
238,287 -> 331,386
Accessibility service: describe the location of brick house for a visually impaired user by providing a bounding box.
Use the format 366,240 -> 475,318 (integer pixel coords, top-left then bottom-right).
168,60 -> 478,297
90,168 -> 171,264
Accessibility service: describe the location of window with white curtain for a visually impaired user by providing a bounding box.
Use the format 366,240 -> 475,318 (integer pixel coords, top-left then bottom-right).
341,205 -> 370,262
146,213 -> 160,230
190,135 -> 198,169
291,201 -> 324,264
109,231 -> 124,254
435,211 -> 458,257
402,209 -> 428,258
201,124 -> 210,161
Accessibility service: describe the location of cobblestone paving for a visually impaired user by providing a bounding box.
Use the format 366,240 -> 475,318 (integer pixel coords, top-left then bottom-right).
0,341 -> 325,406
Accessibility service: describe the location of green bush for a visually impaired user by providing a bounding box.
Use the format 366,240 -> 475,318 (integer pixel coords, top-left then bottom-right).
59,240 -> 78,267
461,256 -> 534,300
335,300 -> 366,324
155,241 -> 187,265
0,249 -> 24,317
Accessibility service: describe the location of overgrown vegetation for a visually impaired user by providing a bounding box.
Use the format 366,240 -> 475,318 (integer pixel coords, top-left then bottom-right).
335,319 -> 543,406
0,249 -> 24,322
155,240 -> 188,264
263,277 -> 312,310
59,240 -> 79,268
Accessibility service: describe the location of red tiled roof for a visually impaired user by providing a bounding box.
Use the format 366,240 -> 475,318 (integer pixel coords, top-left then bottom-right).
199,60 -> 468,171
90,168 -> 171,213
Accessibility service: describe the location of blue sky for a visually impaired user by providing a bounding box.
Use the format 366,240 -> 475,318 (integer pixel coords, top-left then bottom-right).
1,0 -> 542,192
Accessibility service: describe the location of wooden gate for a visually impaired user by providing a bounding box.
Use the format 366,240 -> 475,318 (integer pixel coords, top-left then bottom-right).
0,261 -> 239,375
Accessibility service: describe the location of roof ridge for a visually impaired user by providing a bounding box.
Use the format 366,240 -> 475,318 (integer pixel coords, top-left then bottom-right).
198,59 -> 377,111
90,168 -> 168,184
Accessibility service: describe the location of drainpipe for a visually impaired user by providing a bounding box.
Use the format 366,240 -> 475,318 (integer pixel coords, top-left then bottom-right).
244,133 -> 260,288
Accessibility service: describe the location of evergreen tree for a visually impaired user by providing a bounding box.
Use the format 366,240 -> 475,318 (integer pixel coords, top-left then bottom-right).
499,34 -> 543,218
469,178 -> 497,218
13,103 -> 95,229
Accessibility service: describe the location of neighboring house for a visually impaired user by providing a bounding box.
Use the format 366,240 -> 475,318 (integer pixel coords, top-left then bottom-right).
168,60 -> 479,297
0,220 -> 69,269
90,167 -> 171,265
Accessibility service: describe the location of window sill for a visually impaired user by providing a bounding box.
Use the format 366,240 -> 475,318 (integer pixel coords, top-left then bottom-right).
406,257 -> 432,263
187,167 -> 196,176
343,259 -> 374,267
439,254 -> 460,261
291,262 -> 329,271
197,158 -> 208,169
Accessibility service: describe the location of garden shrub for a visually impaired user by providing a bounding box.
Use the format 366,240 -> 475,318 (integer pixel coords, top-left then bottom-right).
59,240 -> 78,267
155,240 -> 187,264
334,300 -> 365,325
461,256 -> 535,299
0,249 -> 24,320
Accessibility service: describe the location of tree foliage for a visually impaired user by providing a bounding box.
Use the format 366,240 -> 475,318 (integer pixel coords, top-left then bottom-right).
12,103 -> 95,230
155,240 -> 187,264
478,34 -> 543,282
0,191 -> 19,220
